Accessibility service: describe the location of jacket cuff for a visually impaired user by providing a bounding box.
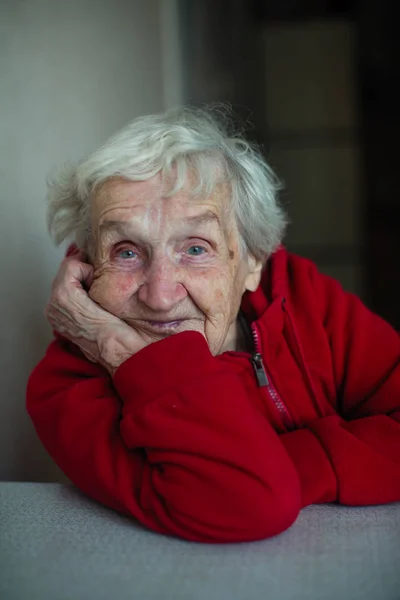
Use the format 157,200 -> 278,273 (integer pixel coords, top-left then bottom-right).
113,331 -> 220,406
280,428 -> 337,507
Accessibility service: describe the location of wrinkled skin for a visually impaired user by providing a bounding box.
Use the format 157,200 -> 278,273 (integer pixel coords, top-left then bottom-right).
46,175 -> 263,373
46,246 -> 141,372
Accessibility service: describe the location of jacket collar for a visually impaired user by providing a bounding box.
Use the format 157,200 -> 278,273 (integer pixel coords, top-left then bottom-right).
240,247 -> 289,357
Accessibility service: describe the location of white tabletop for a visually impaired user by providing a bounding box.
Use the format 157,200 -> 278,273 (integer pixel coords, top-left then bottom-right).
1,482 -> 399,600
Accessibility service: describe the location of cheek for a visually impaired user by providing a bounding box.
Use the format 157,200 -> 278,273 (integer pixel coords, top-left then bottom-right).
88,270 -> 138,313
186,270 -> 231,314
194,262 -> 247,322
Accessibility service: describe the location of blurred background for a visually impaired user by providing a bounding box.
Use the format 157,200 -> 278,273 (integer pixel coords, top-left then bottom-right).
1,0 -> 399,481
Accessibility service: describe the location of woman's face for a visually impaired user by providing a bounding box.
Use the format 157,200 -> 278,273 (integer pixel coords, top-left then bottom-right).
88,175 -> 262,355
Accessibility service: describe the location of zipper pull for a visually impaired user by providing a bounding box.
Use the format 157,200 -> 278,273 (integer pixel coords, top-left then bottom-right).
251,353 -> 269,387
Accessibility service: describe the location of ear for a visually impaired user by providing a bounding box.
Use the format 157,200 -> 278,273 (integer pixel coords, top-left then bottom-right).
244,254 -> 263,292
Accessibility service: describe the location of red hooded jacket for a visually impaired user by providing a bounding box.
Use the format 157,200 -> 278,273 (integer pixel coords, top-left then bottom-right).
26,249 -> 400,543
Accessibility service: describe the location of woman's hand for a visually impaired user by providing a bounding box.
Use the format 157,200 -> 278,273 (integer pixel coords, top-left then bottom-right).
45,245 -> 145,375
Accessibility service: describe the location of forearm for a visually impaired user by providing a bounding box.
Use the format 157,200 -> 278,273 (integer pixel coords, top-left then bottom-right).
115,331 -> 302,540
27,333 -> 302,542
281,413 -> 400,507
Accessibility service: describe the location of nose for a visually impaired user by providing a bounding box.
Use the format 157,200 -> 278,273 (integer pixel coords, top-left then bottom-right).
137,258 -> 187,313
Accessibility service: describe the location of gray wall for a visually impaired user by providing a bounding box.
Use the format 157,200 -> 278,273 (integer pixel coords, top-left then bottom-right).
0,0 -> 169,481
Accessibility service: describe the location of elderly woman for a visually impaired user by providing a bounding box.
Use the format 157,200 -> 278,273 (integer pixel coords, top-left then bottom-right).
27,107 -> 400,543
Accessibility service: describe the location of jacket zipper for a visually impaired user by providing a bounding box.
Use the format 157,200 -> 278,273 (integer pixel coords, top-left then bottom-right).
251,322 -> 294,431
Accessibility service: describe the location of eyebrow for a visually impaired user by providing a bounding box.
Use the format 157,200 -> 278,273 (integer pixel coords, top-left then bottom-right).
99,211 -> 220,236
182,211 -> 220,227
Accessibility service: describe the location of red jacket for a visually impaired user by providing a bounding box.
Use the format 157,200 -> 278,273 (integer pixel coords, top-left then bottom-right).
26,249 -> 400,543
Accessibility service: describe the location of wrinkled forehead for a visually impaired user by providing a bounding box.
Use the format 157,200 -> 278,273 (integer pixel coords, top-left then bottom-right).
91,173 -> 235,228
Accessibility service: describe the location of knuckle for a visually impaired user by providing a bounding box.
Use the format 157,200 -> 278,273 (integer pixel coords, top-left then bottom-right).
63,258 -> 75,275
61,255 -> 77,275
51,286 -> 68,308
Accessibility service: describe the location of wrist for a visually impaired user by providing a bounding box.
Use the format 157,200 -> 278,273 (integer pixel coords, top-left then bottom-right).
97,326 -> 138,376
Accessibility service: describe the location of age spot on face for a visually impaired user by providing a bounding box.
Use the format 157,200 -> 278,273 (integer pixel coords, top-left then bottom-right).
229,249 -> 235,260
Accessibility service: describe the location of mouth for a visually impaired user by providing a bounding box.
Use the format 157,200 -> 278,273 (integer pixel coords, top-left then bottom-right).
144,320 -> 185,331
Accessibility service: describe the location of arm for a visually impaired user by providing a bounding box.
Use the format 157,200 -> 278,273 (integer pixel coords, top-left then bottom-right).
27,250 -> 301,542
280,264 -> 400,507
27,332 -> 301,543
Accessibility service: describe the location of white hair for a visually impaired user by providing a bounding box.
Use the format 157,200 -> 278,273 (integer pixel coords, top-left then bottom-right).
47,105 -> 287,262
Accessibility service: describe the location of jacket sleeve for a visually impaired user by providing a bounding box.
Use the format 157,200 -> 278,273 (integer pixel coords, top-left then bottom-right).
280,267 -> 400,508
27,330 -> 301,543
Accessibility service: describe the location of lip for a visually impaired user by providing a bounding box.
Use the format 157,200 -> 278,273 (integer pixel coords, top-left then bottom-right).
145,320 -> 183,329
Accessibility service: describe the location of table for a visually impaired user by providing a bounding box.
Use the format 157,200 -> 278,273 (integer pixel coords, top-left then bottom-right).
1,482 -> 399,600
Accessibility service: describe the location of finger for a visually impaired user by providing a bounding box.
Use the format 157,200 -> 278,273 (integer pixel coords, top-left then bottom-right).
78,261 -> 94,290
65,244 -> 89,266
61,257 -> 93,289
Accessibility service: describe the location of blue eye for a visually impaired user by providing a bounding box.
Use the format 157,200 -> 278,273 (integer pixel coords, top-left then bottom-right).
119,249 -> 137,259
187,245 -> 206,256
